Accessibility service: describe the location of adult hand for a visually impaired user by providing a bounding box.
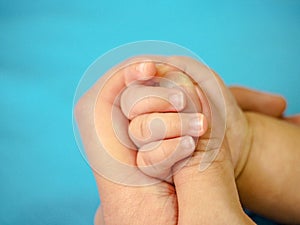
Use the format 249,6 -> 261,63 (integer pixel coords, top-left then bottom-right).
230,86 -> 300,125
109,56 -> 256,224
76,56 -> 265,225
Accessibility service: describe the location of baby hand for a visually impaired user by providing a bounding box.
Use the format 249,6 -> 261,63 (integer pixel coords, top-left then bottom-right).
120,67 -> 208,182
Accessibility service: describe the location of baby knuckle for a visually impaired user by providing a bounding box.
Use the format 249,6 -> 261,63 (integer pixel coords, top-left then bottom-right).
137,151 -> 153,167
140,115 -> 151,140
129,114 -> 151,140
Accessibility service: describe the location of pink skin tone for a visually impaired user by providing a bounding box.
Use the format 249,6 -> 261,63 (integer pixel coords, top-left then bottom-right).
75,56 -> 300,225
118,58 -> 254,224
76,58 -> 188,225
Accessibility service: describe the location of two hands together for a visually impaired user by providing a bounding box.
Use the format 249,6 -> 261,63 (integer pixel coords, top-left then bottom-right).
75,56 -> 300,225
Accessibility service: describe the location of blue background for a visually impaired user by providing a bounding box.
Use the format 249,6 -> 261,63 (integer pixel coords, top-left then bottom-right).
1,0 -> 299,224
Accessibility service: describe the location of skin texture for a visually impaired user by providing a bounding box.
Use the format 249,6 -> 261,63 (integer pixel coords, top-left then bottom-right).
120,57 -> 255,224
75,58 -> 180,225
237,112 -> 300,224
229,87 -> 286,118
230,87 -> 300,224
75,56 -> 300,225
75,56 -> 254,225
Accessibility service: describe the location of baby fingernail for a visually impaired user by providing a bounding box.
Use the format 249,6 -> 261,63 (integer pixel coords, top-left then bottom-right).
169,91 -> 185,110
189,116 -> 203,135
181,136 -> 195,150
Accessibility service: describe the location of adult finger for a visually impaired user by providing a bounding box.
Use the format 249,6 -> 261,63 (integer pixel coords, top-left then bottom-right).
229,86 -> 287,117
285,115 -> 300,126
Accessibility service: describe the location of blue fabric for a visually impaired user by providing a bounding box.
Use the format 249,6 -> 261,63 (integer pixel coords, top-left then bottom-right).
1,0 -> 299,224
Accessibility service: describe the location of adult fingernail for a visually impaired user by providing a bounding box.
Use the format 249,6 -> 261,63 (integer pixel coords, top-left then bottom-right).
136,63 -> 146,73
169,91 -> 185,110
181,136 -> 195,150
189,115 -> 203,135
